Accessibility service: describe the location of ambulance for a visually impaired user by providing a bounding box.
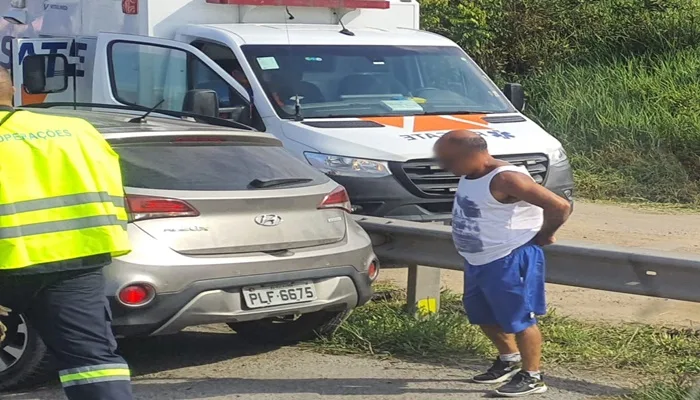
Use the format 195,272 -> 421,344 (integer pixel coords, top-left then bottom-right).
0,0 -> 574,221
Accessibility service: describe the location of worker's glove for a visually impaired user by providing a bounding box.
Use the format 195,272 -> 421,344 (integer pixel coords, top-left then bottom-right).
0,305 -> 11,343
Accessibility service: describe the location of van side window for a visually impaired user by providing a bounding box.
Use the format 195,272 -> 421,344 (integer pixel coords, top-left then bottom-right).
108,41 -> 248,120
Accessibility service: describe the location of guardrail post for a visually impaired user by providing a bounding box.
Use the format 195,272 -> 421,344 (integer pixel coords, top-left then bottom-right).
406,265 -> 441,315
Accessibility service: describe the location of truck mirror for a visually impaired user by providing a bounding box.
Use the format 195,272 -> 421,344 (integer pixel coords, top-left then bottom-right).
503,83 -> 525,112
22,54 -> 69,95
182,89 -> 219,118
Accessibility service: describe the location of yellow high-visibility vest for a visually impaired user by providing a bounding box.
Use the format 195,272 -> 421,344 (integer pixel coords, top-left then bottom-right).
0,110 -> 131,271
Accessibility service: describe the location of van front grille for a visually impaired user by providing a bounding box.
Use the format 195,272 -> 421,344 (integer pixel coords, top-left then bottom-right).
398,154 -> 549,197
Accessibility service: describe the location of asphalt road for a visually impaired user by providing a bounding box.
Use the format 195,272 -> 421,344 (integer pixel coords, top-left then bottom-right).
4,325 -> 626,400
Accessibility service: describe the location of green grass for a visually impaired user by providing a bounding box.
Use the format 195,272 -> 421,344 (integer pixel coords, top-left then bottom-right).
310,289 -> 700,377
623,379 -> 699,400
525,49 -> 700,204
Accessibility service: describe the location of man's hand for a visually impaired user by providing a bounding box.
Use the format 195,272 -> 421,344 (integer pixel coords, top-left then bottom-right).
0,305 -> 11,343
491,170 -> 572,244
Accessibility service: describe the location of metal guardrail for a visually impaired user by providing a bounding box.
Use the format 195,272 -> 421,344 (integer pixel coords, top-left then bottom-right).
354,215 -> 700,312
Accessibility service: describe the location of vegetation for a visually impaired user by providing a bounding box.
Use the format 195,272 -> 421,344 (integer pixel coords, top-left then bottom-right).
310,290 -> 700,377
419,0 -> 700,204
308,289 -> 700,398
624,380 -> 698,400
526,51 -> 700,203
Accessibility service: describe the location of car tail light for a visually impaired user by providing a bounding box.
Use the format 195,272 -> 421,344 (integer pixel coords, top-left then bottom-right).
318,186 -> 352,213
126,195 -> 199,222
118,284 -> 154,307
368,260 -> 379,281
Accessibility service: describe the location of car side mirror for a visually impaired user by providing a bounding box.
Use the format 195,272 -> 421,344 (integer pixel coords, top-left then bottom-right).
182,89 -> 219,118
22,54 -> 69,95
503,83 -> 525,112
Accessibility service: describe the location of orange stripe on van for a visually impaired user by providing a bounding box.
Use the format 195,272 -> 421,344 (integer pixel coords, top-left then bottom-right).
359,116 -> 404,128
450,114 -> 488,125
360,115 -> 488,132
412,115 -> 485,132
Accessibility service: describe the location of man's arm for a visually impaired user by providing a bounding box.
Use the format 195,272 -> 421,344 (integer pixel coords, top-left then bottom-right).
492,171 -> 572,245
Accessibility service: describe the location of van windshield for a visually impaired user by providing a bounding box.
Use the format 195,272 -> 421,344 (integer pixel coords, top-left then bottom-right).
241,45 -> 515,119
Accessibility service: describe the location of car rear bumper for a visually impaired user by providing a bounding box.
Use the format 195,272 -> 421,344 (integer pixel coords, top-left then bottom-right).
105,218 -> 376,337
109,266 -> 373,337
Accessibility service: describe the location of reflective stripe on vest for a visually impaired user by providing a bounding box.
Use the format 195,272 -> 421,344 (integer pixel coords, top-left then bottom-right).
0,192 -> 125,216
59,363 -> 131,387
0,110 -> 132,271
0,192 -> 127,239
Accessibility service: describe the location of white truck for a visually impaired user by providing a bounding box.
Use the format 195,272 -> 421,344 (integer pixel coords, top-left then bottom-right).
1,0 -> 573,222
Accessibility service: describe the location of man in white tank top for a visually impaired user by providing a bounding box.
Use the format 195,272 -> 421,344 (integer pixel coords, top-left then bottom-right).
434,130 -> 571,397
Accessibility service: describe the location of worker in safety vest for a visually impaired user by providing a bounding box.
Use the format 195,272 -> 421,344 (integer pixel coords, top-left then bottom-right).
0,67 -> 134,399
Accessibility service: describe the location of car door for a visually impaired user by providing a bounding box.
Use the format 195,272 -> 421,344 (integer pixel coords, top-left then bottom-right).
91,33 -> 253,123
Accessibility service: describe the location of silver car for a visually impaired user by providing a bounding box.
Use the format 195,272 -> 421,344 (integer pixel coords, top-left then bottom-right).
0,108 -> 378,391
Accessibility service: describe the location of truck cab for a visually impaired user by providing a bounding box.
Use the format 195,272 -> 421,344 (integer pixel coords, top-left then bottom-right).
1,0 -> 574,222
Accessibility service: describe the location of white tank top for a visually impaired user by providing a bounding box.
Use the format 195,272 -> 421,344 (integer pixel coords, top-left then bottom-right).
452,165 -> 544,266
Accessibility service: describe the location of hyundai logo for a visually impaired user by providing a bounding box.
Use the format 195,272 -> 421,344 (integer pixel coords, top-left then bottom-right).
254,214 -> 283,227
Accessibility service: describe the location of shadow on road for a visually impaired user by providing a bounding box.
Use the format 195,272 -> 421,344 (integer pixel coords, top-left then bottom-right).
116,328 -> 279,377
422,359 -> 629,398
6,376 -> 628,400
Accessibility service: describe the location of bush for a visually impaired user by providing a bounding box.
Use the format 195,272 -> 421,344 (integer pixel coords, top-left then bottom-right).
420,0 -> 700,77
418,0 -> 700,203
524,50 -> 700,203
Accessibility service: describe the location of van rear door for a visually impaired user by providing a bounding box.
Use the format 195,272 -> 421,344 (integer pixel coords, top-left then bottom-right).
92,33 -> 253,123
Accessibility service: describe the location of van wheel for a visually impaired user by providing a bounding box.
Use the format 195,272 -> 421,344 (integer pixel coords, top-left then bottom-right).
228,310 -> 350,345
0,313 -> 52,392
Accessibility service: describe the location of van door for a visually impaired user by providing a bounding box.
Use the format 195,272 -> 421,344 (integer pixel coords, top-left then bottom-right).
11,37 -> 78,106
92,33 -> 254,124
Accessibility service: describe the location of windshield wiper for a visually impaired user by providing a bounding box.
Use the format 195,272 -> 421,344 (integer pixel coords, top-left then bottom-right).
129,99 -> 165,123
292,95 -> 304,122
249,178 -> 313,189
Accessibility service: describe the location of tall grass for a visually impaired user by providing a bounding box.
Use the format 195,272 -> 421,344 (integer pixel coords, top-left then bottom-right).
311,289 -> 700,376
625,380 -> 699,400
525,50 -> 700,203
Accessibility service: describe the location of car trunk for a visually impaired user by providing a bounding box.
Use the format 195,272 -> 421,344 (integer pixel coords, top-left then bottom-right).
113,135 -> 348,255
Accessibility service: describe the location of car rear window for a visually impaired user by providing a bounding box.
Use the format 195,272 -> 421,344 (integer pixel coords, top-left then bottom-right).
114,144 -> 330,190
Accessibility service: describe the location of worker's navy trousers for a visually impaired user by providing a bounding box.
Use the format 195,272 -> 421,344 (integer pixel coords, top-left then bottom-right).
0,268 -> 133,399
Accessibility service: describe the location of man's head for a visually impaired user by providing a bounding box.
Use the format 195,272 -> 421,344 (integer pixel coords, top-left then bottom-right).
0,67 -> 13,107
434,130 -> 490,176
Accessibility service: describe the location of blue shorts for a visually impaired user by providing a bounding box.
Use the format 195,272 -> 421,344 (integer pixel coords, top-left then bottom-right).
463,243 -> 546,334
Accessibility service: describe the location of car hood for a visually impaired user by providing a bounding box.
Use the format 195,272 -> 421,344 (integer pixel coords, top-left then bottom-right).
280,113 -> 563,161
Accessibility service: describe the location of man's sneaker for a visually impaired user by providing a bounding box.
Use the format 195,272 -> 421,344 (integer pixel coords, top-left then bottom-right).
494,371 -> 548,397
471,358 -> 522,384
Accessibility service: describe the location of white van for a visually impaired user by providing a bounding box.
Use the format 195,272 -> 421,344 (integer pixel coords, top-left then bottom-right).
1,0 -> 573,221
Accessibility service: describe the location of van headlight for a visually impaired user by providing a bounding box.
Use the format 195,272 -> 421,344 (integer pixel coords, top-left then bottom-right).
304,152 -> 392,178
549,147 -> 568,165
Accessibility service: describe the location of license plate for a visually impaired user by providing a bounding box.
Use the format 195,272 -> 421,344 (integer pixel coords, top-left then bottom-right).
242,281 -> 317,309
